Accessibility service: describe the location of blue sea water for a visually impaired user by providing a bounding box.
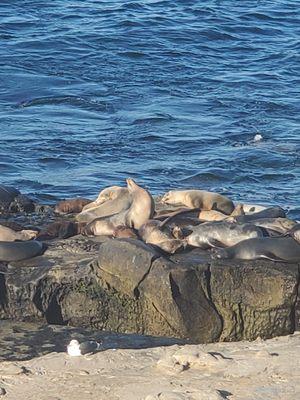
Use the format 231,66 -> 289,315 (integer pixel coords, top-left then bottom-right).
0,0 -> 299,218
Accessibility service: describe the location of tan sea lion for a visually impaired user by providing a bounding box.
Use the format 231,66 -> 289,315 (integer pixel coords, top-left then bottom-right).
0,224 -> 38,242
55,198 -> 92,214
125,178 -> 155,229
138,219 -> 184,254
0,240 -> 45,262
76,188 -> 132,223
242,204 -> 268,213
198,203 -> 244,222
83,219 -> 136,238
161,189 -> 234,215
284,223 -> 300,243
212,237 -> 300,262
186,221 -> 263,249
82,186 -> 126,211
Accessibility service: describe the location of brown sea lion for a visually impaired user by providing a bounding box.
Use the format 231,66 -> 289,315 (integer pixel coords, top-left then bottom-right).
55,198 -> 92,214
212,237 -> 300,262
186,221 -> 263,249
36,221 -> 85,240
161,189 -> 234,215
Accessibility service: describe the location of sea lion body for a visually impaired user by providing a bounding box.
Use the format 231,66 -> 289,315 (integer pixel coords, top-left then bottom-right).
187,221 -> 263,249
83,219 -> 136,238
286,224 -> 300,243
55,198 -> 92,214
139,220 -> 183,253
250,218 -> 297,235
212,237 -> 300,262
76,189 -> 132,223
235,206 -> 286,223
0,225 -> 38,241
82,186 -> 126,211
161,190 -> 234,215
125,178 -> 155,229
0,240 -> 44,262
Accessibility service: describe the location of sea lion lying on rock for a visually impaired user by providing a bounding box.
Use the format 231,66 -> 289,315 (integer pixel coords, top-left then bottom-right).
0,240 -> 45,262
0,224 -> 38,241
234,206 -> 286,223
37,221 -> 85,240
186,221 -> 263,249
138,219 -> 184,254
83,219 -> 137,238
161,189 -> 234,215
212,237 -> 300,262
55,198 -> 92,214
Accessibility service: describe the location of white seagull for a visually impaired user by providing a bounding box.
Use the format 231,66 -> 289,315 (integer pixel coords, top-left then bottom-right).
67,339 -> 102,356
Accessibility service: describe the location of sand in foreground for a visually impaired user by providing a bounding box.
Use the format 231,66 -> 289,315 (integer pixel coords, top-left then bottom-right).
0,322 -> 299,400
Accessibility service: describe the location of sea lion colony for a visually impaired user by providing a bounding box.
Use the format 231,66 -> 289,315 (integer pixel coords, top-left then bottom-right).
0,180 -> 299,262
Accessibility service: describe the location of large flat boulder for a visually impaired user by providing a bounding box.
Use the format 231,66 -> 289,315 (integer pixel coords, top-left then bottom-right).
0,237 -> 299,343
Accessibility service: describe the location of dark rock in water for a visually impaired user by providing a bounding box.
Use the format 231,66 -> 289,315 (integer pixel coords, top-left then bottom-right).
0,236 -> 299,343
0,185 -> 20,211
9,194 -> 35,213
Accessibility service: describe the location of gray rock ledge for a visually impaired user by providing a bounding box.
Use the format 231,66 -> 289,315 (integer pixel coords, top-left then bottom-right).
0,236 -> 299,343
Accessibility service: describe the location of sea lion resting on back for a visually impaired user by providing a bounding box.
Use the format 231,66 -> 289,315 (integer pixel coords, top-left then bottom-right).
161,189 -> 234,215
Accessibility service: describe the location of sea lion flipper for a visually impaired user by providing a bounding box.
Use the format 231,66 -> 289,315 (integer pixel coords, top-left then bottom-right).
262,252 -> 286,262
207,238 -> 225,248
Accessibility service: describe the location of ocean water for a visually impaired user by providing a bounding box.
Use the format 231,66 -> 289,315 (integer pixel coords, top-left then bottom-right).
0,0 -> 299,218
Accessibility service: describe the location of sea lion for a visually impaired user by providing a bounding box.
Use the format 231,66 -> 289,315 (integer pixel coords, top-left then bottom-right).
212,237 -> 300,263
0,240 -> 45,262
125,178 -> 155,229
198,203 -> 244,222
186,221 -> 263,249
76,188 -> 132,223
37,221 -> 85,240
0,224 -> 38,241
250,218 -> 297,235
82,186 -> 126,211
285,223 -> 300,243
83,219 -> 136,238
55,198 -> 92,214
161,189 -> 234,215
234,206 -> 286,223
138,220 -> 184,254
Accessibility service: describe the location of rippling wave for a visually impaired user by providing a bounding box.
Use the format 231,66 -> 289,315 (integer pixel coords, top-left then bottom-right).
0,0 -> 299,218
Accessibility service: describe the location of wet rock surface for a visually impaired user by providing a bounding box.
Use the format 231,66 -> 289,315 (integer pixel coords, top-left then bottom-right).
0,235 -> 299,343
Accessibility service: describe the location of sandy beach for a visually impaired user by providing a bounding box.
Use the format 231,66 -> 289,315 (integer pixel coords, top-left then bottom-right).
0,322 -> 299,400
